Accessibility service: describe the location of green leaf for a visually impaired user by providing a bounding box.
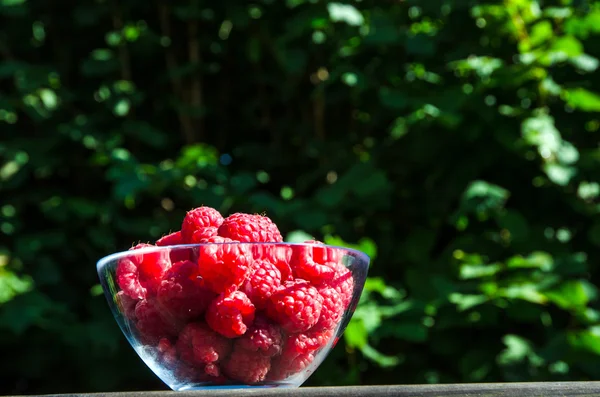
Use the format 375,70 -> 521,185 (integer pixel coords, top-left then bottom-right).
551,36 -> 583,57
285,230 -> 314,243
344,318 -> 368,348
449,293 -> 488,311
506,252 -> 553,271
569,54 -> 599,72
0,269 -> 33,304
364,277 -> 404,300
360,344 -> 401,367
497,335 -> 533,365
499,284 -> 547,304
563,88 -> 600,112
327,3 -> 364,26
324,235 -> 378,261
545,280 -> 597,310
455,180 -> 509,218
459,263 -> 502,280
530,21 -> 554,47
544,163 -> 576,186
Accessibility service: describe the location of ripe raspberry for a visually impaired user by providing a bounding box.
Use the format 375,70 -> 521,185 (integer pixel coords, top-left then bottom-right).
290,243 -> 337,285
116,244 -> 171,299
176,322 -> 232,366
156,231 -> 191,263
157,260 -> 216,320
116,290 -> 138,320
303,240 -> 342,264
241,259 -> 282,309
206,291 -> 256,338
328,263 -> 354,308
266,280 -> 323,333
224,346 -> 271,384
253,244 -> 293,281
197,236 -> 254,294
135,299 -> 178,345
268,352 -> 314,381
314,286 -> 344,331
282,329 -> 334,359
236,316 -> 283,357
218,213 -> 283,243
157,338 -> 178,367
181,206 -> 224,244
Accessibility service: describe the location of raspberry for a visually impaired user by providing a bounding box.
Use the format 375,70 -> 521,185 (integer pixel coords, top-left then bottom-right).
303,240 -> 342,264
282,329 -> 334,359
135,299 -> 178,345
156,231 -> 182,246
224,346 -> 271,384
218,213 -> 283,243
116,290 -> 138,320
266,280 -> 323,333
268,352 -> 314,381
236,316 -> 283,357
206,291 -> 256,338
290,243 -> 337,285
116,244 -> 171,299
253,244 -> 293,281
197,236 -> 254,294
157,260 -> 216,320
314,286 -> 344,331
157,338 -> 178,367
328,263 -> 354,308
241,259 -> 282,309
156,231 -> 192,263
181,206 -> 224,244
176,322 -> 232,366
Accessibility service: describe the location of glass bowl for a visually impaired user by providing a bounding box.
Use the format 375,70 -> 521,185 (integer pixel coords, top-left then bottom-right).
96,242 -> 370,390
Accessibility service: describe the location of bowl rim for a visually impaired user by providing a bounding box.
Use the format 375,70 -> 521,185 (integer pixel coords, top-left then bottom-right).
96,242 -> 371,271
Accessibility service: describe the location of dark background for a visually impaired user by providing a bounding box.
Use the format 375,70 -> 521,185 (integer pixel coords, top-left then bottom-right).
1,0 -> 600,394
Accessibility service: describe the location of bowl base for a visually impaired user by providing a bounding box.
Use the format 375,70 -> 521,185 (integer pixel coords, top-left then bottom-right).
175,382 -> 299,391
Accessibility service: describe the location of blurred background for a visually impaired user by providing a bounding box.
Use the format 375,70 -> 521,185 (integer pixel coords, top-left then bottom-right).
1,0 -> 600,394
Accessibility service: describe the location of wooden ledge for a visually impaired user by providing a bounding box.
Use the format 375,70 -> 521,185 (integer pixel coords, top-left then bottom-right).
17,382 -> 600,397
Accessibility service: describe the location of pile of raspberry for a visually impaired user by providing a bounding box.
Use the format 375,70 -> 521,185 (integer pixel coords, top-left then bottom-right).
115,206 -> 355,385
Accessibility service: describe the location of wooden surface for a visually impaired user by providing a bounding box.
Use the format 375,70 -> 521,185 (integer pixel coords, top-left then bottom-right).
16,382 -> 600,397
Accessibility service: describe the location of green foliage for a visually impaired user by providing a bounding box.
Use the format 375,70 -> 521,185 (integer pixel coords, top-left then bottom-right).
1,0 -> 600,393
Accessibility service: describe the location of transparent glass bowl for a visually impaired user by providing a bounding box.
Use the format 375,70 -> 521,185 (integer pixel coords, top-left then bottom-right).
96,242 -> 369,390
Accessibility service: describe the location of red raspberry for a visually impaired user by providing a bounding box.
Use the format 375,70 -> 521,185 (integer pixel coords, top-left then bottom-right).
241,259 -> 282,309
253,244 -> 293,281
303,240 -> 342,263
268,352 -> 314,381
156,231 -> 192,263
181,206 -> 224,244
266,280 -> 323,333
328,263 -> 354,308
218,213 -> 283,243
116,290 -> 138,320
206,291 -> 256,338
282,329 -> 334,359
290,243 -> 337,285
116,244 -> 171,299
157,260 -> 216,320
176,322 -> 232,366
224,346 -> 271,384
157,337 -> 178,367
134,299 -> 178,345
236,316 -> 283,357
197,236 -> 254,294
314,286 -> 344,331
